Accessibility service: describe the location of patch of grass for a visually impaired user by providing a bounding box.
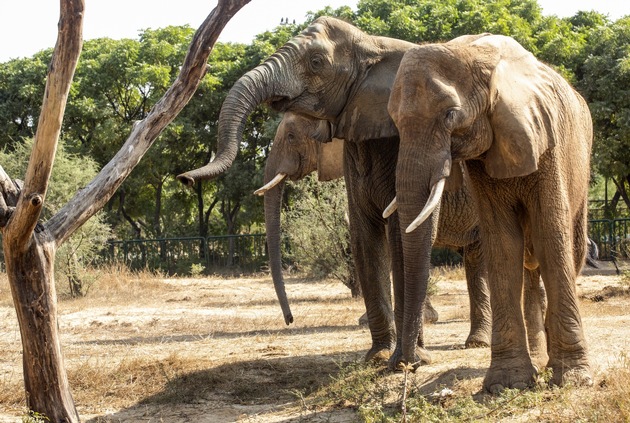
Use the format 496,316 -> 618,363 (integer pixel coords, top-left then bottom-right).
304,356 -> 630,423
0,272 -> 13,307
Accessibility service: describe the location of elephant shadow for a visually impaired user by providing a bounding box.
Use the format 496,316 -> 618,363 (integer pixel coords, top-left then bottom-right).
414,366 -> 487,397
84,350 -> 363,422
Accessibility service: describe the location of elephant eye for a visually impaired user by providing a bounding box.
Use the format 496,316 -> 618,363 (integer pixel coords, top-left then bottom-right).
310,54 -> 324,71
444,109 -> 459,128
287,133 -> 296,144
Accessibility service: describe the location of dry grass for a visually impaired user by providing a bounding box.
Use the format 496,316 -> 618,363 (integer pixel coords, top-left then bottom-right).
0,266 -> 629,422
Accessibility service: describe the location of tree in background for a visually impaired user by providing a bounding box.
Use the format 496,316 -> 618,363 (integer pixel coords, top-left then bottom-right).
0,0 -> 628,247
0,138 -> 111,296
282,175 -> 359,296
579,17 -> 630,217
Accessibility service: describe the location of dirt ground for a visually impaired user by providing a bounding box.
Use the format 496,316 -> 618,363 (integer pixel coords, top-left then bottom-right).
0,265 -> 629,422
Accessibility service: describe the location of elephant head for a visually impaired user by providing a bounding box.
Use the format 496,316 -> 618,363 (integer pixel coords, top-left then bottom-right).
254,112 -> 344,325
388,34 -> 593,386
177,16 -> 414,185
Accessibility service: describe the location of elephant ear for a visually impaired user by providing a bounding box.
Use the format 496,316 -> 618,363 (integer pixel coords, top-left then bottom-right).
317,138 -> 344,181
479,35 -> 560,179
311,119 -> 334,143
334,38 -> 413,142
444,161 -> 464,193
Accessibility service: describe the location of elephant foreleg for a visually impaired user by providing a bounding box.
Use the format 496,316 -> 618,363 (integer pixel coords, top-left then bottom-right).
349,209 -> 395,362
479,208 -> 536,392
533,207 -> 591,387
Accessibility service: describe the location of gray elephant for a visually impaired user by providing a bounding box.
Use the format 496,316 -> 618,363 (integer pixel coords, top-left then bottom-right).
178,17 -> 491,361
253,112 -> 345,324
388,34 -> 592,390
255,111 -> 443,326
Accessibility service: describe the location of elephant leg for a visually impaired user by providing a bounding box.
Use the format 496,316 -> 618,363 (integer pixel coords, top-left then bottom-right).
523,267 -> 548,371
462,240 -> 491,348
423,295 -> 439,324
478,207 -> 535,393
532,206 -> 591,387
348,206 -> 395,362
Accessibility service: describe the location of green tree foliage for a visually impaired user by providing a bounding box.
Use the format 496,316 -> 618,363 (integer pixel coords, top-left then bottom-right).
579,17 -> 630,214
0,51 -> 51,150
1,0 -> 628,248
282,175 -> 358,294
0,138 -> 111,295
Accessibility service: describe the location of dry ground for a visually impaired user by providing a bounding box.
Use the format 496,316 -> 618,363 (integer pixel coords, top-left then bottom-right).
0,265 -> 629,422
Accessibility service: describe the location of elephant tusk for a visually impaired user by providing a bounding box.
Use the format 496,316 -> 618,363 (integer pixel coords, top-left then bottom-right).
382,197 -> 397,218
254,173 -> 287,196
405,178 -> 446,234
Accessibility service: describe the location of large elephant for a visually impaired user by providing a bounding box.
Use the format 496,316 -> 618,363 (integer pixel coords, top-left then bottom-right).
388,34 -> 592,391
177,17 -> 491,361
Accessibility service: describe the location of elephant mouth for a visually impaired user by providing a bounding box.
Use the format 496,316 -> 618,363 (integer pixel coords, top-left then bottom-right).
269,96 -> 295,112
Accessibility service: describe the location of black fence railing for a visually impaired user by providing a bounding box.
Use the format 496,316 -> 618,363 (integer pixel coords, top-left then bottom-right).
101,219 -> 630,276
106,234 -> 267,275
588,218 -> 630,261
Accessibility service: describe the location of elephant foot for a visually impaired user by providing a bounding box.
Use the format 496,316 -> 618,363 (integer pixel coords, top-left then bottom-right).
423,301 -> 439,324
528,332 -> 549,372
365,345 -> 392,363
483,357 -> 537,393
465,329 -> 490,348
548,357 -> 592,387
387,345 -> 432,372
529,351 -> 549,374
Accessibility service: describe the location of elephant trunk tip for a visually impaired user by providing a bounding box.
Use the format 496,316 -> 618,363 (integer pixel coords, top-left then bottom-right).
176,173 -> 196,188
284,313 -> 294,325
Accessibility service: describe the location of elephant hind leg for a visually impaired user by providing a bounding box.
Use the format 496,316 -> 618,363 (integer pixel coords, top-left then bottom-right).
462,240 -> 491,348
523,268 -> 548,371
533,210 -> 591,387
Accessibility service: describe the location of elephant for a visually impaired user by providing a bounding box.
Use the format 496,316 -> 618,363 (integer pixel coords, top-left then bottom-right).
177,17 -> 491,361
254,111 -> 439,326
387,33 -> 593,391
253,112 -> 346,324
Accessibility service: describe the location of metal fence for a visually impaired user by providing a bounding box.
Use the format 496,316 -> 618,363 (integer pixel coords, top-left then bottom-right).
588,218 -> 630,261
106,234 -> 267,275
102,219 -> 630,276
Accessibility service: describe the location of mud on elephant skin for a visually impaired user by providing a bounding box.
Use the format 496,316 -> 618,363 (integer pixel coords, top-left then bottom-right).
178,17 -> 490,363
388,34 -> 593,391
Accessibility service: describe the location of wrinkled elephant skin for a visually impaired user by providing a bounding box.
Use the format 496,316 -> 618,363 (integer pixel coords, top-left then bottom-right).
389,34 -> 593,391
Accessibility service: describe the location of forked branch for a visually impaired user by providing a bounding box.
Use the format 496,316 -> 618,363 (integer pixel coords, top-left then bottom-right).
47,0 -> 251,247
3,0 -> 83,252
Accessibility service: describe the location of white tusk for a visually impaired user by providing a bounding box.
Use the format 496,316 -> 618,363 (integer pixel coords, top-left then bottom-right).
382,197 -> 397,218
405,178 -> 446,234
254,173 -> 286,196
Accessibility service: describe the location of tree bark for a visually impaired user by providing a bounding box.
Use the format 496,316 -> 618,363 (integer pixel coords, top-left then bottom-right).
0,0 -> 250,421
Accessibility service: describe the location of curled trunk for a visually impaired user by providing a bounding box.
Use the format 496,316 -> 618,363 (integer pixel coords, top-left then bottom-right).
177,66 -> 273,185
177,51 -> 296,186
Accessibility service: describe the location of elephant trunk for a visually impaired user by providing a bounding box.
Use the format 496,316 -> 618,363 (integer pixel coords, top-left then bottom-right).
263,177 -> 293,325
396,140 -> 450,363
177,61 -> 281,186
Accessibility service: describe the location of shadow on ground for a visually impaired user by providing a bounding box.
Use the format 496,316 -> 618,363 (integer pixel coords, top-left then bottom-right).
84,350 -> 362,422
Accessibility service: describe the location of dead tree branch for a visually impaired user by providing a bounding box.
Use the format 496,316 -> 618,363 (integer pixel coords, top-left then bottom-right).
47,0 -> 251,247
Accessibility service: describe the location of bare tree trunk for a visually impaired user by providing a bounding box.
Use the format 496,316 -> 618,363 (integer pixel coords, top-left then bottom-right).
0,0 -> 250,421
